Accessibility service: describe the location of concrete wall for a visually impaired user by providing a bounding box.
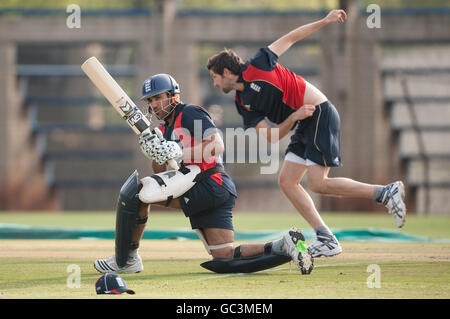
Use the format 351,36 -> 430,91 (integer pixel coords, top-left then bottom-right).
1,1 -> 449,213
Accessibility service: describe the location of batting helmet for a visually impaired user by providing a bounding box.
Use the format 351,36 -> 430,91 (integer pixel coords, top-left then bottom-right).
140,73 -> 181,100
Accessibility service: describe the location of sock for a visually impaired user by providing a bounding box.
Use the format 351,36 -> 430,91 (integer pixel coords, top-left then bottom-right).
373,185 -> 386,203
128,242 -> 139,259
315,226 -> 332,236
315,226 -> 335,242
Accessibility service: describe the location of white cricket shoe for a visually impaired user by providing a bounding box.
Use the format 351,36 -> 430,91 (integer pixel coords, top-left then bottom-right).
94,254 -> 143,274
283,228 -> 314,275
307,234 -> 342,258
381,181 -> 406,228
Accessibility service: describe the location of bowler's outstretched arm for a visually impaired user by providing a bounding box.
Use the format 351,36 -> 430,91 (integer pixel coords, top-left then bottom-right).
268,9 -> 347,57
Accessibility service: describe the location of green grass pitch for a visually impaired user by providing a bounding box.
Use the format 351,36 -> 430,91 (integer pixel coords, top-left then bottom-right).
0,211 -> 449,299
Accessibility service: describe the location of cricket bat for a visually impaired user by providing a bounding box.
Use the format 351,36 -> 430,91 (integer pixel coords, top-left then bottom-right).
81,56 -> 179,170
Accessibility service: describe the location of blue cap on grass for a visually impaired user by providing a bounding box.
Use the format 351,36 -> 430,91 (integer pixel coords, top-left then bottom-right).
95,273 -> 135,295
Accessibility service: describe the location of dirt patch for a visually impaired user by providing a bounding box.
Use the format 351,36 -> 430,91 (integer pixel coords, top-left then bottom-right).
0,240 -> 449,262
331,242 -> 450,262
0,239 -> 209,259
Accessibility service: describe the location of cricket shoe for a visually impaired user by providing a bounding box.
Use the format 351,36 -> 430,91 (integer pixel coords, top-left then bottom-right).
283,228 -> 314,275
94,254 -> 143,274
307,233 -> 342,258
380,181 -> 406,228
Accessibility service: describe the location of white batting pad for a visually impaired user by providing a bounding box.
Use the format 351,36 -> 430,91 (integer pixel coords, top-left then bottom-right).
138,165 -> 201,204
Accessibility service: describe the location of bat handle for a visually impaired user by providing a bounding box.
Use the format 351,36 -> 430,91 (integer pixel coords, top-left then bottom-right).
167,159 -> 179,170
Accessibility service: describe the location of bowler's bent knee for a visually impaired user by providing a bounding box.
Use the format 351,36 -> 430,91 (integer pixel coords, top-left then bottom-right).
308,179 -> 328,194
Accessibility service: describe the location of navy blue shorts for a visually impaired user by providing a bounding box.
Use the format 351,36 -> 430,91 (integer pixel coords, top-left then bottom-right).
179,177 -> 235,231
287,101 -> 342,167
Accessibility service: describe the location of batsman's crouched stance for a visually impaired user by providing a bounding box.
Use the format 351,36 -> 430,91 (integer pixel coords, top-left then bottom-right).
95,167 -> 310,275
112,165 -> 200,269
94,73 -> 313,275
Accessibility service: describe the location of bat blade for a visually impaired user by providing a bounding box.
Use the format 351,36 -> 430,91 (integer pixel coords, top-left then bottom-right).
81,56 -> 179,170
81,56 -> 149,134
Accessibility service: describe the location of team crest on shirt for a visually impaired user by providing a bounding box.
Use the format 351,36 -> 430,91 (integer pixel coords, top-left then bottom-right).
250,82 -> 261,92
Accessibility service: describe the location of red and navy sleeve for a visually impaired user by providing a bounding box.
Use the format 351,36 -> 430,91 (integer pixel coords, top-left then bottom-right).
179,105 -> 218,138
248,47 -> 279,71
234,95 -> 265,129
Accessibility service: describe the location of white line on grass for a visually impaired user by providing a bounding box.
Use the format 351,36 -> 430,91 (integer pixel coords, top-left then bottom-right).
183,261 -> 367,283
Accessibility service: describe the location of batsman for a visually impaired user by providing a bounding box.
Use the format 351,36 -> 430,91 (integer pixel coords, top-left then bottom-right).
94,73 -> 314,275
